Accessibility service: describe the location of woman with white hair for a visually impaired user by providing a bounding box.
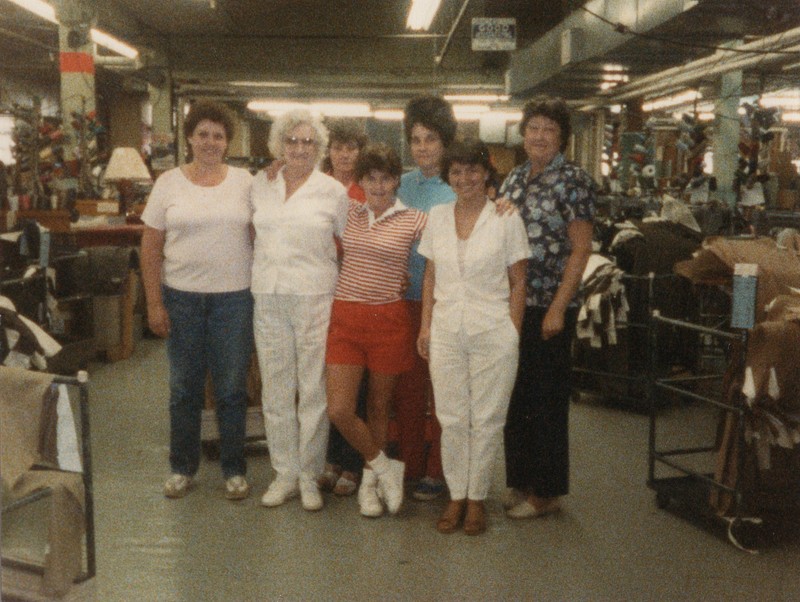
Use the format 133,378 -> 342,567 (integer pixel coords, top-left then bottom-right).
251,109 -> 350,511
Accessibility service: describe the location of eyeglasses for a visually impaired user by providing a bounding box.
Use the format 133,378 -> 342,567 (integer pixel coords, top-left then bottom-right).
284,136 -> 317,147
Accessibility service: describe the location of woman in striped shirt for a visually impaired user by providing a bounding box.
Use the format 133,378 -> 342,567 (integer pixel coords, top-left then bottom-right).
326,144 -> 427,518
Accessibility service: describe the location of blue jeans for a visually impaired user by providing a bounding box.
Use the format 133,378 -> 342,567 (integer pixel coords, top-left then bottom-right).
163,286 -> 254,479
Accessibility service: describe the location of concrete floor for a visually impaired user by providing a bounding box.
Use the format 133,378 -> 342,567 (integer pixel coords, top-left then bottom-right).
75,338 -> 800,601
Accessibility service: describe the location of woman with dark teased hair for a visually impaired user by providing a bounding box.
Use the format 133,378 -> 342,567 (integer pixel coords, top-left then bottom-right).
500,97 -> 597,519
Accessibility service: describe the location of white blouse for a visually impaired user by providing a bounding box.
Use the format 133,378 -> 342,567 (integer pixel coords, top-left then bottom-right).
250,168 -> 349,296
418,200 -> 530,335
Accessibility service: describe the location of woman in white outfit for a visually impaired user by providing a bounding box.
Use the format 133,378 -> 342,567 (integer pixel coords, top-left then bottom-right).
417,140 -> 529,535
251,109 -> 349,511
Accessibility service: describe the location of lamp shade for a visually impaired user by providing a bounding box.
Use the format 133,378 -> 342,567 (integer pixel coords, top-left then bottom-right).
103,147 -> 152,183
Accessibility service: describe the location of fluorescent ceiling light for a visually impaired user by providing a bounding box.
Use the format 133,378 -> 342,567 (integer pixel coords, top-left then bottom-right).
642,90 -> 702,112
782,112 -> 800,123
760,90 -> 800,109
10,0 -> 139,58
406,0 -> 442,31
603,64 -> 626,72
311,102 -> 371,117
247,100 -> 304,114
8,0 -> 56,23
487,111 -> 522,121
373,110 -> 405,121
90,28 -> 139,59
444,94 -> 510,103
229,81 -> 299,88
247,101 -> 372,118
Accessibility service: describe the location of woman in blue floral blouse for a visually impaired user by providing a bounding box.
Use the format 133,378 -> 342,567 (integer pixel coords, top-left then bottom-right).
500,96 -> 596,519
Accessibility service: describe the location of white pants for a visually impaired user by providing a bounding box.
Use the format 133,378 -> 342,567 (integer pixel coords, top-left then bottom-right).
429,321 -> 519,500
253,293 -> 332,484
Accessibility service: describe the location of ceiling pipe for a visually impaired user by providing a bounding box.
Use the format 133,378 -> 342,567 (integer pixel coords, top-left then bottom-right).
606,25 -> 800,103
434,0 -> 472,67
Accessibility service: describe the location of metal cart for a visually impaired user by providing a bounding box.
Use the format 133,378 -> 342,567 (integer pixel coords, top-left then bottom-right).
647,312 -> 800,552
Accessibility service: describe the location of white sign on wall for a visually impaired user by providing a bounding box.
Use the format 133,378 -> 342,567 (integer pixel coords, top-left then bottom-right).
471,18 -> 517,51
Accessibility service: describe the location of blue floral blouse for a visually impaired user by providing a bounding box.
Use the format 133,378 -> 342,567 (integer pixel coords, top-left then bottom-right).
498,154 -> 597,308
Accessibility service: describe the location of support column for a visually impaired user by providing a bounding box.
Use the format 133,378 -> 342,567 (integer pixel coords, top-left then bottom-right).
147,76 -> 176,173
55,0 -> 96,196
714,69 -> 742,208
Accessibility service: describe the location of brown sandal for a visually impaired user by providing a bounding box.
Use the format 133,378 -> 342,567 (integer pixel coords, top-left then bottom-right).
436,500 -> 466,534
463,500 -> 487,536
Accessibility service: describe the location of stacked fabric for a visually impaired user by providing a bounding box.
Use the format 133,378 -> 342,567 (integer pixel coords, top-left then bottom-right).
577,254 -> 629,348
0,294 -> 61,370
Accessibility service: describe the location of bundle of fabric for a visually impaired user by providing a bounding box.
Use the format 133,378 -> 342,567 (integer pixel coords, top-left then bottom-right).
741,295 -> 800,470
576,254 -> 629,348
674,236 -> 800,323
0,294 -> 61,370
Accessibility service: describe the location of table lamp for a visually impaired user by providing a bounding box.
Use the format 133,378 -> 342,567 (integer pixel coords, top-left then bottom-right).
102,147 -> 152,217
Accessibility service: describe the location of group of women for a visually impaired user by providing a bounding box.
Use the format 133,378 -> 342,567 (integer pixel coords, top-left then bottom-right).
140,94 -> 596,536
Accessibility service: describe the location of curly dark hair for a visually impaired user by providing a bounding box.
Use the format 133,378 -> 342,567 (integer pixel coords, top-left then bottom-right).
355,144 -> 403,181
440,140 -> 497,187
184,100 -> 235,141
403,96 -> 457,147
519,96 -> 571,152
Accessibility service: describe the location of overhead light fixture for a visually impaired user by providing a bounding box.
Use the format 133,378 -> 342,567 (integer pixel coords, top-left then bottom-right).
10,0 -> 139,58
759,90 -> 800,110
642,90 -> 702,112
452,104 -> 491,120
443,94 -> 510,103
406,0 -> 442,31
247,101 -> 372,118
373,110 -> 405,121
7,0 -> 57,23
310,102 -> 371,117
603,64 -> 626,72
247,100 -> 304,115
782,112 -> 800,123
90,28 -> 139,59
229,81 -> 299,88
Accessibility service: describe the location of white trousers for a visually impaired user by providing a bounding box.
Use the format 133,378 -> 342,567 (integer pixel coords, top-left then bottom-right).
429,320 -> 519,500
253,293 -> 332,484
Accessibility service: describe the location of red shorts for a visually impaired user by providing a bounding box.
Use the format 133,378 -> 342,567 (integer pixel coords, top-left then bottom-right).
326,300 -> 415,375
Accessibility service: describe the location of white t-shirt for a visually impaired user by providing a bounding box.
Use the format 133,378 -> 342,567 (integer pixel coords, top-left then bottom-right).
250,168 -> 349,296
141,166 -> 254,293
418,200 -> 530,335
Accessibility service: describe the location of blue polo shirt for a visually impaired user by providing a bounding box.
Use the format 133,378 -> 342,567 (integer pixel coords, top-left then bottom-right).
397,168 -> 455,301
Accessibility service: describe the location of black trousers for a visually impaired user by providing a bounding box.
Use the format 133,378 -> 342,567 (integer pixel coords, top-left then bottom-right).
504,306 -> 577,498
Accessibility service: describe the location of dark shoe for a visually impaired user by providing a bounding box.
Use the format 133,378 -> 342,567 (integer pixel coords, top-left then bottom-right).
436,500 -> 466,534
413,477 -> 446,501
464,500 -> 487,536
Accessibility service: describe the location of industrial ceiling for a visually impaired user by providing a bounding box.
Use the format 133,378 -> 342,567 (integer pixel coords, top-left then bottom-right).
2,0 -> 800,110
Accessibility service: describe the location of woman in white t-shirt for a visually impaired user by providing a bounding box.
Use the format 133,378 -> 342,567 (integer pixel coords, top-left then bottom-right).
141,101 -> 254,502
417,140 -> 529,535
250,109 -> 349,512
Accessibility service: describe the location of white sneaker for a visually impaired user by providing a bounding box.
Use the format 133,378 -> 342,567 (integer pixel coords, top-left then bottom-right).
300,480 -> 323,511
358,469 -> 383,518
164,473 -> 192,498
376,459 -> 405,515
260,479 -> 299,507
225,475 -> 250,501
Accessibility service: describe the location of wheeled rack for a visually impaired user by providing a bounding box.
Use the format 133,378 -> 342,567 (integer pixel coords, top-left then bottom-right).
646,311 -> 787,552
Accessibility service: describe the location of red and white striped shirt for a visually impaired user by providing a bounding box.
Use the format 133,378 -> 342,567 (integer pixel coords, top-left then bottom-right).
335,199 -> 427,304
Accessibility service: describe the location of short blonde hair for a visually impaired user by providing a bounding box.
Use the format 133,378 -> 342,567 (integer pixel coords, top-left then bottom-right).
268,108 -> 329,164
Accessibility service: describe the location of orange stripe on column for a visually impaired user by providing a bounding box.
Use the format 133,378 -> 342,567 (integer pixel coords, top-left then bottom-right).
60,52 -> 95,74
